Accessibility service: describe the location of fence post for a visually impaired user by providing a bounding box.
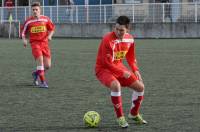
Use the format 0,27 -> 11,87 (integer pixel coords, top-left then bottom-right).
76,6 -> 78,23
100,5 -> 101,23
153,3 -> 155,23
29,5 -> 31,16
18,21 -> 20,38
50,6 -> 52,21
2,7 -> 4,22
132,4 -> 134,23
2,0 -> 4,22
162,3 -> 165,23
24,7 -> 26,21
104,5 -> 106,23
56,5 -> 58,22
15,6 -> 17,21
86,5 -> 89,23
0,7 -> 2,23
195,3 -> 197,22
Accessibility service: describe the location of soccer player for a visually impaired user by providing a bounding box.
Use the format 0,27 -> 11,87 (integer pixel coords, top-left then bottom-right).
21,2 -> 55,88
4,0 -> 14,20
95,16 -> 147,128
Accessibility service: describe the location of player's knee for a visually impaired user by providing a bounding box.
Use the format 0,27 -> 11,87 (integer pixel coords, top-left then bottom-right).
110,80 -> 121,92
138,84 -> 144,92
45,65 -> 51,70
130,81 -> 144,92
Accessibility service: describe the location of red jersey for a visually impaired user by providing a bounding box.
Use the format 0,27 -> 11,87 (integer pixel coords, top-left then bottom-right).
95,32 -> 139,77
21,15 -> 55,43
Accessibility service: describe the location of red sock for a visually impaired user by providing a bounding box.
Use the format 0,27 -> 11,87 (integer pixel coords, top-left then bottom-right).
37,70 -> 45,82
111,92 -> 124,118
36,66 -> 45,82
130,95 -> 143,116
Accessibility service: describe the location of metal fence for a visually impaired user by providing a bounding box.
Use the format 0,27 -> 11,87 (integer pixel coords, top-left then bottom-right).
0,3 -> 200,24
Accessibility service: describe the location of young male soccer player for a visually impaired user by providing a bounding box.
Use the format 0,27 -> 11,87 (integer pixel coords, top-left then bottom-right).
21,2 -> 55,88
95,16 -> 147,128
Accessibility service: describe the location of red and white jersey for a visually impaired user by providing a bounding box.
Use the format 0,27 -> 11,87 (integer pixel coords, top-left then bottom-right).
21,15 -> 55,43
95,32 -> 139,77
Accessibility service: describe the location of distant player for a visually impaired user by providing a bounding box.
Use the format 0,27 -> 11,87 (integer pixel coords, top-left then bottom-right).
21,2 -> 55,88
95,16 -> 147,128
4,0 -> 14,20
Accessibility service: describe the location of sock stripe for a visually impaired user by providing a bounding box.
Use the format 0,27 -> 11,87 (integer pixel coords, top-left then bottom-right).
133,91 -> 144,96
111,91 -> 121,96
37,66 -> 44,70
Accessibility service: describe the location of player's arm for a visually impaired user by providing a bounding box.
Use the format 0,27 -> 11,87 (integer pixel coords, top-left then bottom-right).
21,21 -> 29,48
101,38 -> 124,77
126,42 -> 139,72
48,30 -> 54,41
22,36 -> 28,48
126,42 -> 143,81
46,17 -> 55,41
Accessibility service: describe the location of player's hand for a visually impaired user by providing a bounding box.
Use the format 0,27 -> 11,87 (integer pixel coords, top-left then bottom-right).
48,31 -> 54,41
134,71 -> 143,82
23,39 -> 28,48
123,71 -> 131,79
24,43 -> 27,48
48,36 -> 52,41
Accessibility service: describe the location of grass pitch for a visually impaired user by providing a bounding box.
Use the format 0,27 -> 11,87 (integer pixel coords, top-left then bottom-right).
0,38 -> 199,132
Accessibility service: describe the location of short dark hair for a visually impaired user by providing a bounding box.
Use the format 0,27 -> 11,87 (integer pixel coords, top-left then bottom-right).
31,2 -> 40,7
116,16 -> 130,28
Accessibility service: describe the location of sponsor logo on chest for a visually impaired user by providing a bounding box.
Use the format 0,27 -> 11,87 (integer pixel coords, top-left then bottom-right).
31,25 -> 46,33
114,51 -> 128,60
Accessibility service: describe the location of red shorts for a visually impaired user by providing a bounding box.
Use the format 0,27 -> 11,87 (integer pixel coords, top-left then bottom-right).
31,42 -> 51,59
96,68 -> 138,88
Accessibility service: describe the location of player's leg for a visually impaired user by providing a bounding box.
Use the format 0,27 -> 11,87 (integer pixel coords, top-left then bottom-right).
128,80 -> 147,124
43,45 -> 51,71
31,46 -> 48,88
36,45 -> 51,88
119,72 -> 147,124
110,80 -> 129,128
129,80 -> 144,114
43,56 -> 51,71
35,56 -> 48,88
96,69 -> 128,128
31,47 -> 43,86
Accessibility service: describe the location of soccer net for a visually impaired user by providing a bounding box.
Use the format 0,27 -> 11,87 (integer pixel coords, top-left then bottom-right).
0,20 -> 21,38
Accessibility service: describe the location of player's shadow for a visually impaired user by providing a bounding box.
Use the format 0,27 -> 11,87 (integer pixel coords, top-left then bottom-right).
0,126 -> 91,132
15,82 -> 53,89
0,124 -> 125,132
15,82 -> 41,89
0,121 -> 148,132
16,83 -> 33,87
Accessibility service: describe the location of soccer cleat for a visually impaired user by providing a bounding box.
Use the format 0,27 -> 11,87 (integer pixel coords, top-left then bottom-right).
117,116 -> 129,128
128,113 -> 147,124
32,72 -> 39,86
39,81 -> 48,88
